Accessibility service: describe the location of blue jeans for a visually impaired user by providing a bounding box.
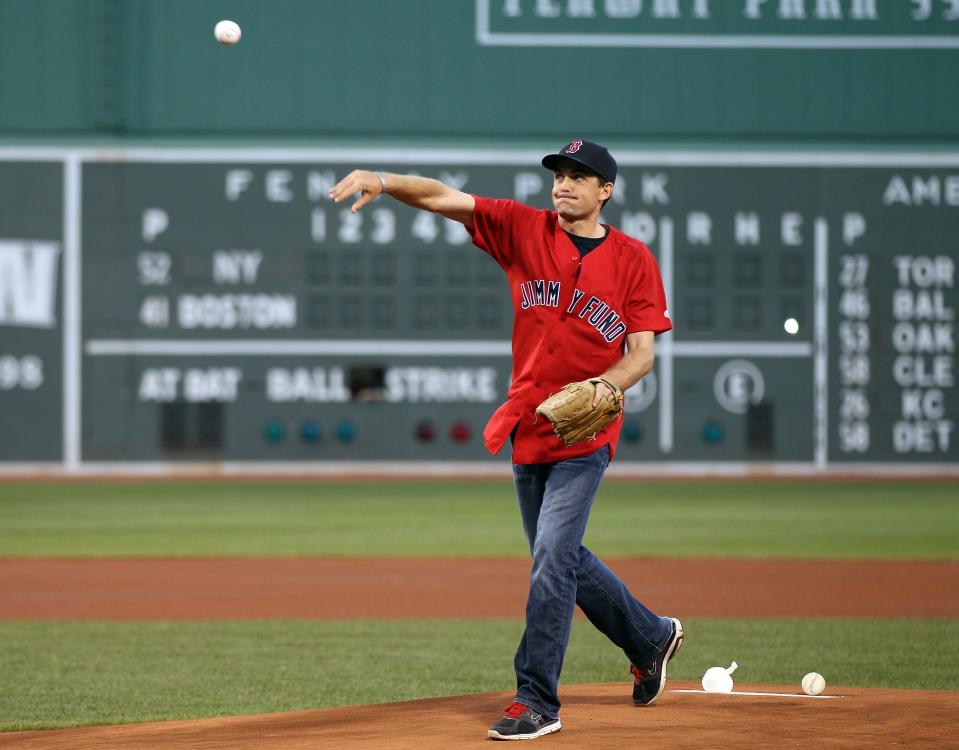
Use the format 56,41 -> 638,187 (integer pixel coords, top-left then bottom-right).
511,445 -> 671,719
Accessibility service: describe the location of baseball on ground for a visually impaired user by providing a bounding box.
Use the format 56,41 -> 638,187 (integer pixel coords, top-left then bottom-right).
802,672 -> 826,696
214,20 -> 242,45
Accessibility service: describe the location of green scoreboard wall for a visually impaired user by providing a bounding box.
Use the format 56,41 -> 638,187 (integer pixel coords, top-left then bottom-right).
1,146 -> 956,471
1,0 -> 958,141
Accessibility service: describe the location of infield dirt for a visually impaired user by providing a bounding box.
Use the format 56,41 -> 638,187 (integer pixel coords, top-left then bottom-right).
1,557 -> 956,748
1,682 -> 956,749
2,557 -> 957,619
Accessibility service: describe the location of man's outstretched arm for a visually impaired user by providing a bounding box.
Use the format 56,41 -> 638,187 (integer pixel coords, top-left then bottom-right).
329,170 -> 476,230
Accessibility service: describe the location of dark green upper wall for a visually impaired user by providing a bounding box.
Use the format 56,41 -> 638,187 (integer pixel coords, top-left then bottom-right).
1,0 -> 957,141
0,1 -> 95,133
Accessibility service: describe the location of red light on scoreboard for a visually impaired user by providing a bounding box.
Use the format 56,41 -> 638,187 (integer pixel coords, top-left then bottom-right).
450,421 -> 472,444
415,420 -> 436,442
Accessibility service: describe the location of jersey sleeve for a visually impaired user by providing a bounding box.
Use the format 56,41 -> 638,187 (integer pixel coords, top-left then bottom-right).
625,248 -> 672,336
467,196 -> 527,269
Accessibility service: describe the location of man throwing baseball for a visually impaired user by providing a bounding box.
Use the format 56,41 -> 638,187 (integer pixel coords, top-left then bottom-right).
330,140 -> 682,741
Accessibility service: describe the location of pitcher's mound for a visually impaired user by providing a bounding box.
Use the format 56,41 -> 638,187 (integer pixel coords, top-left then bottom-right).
1,681 -> 955,749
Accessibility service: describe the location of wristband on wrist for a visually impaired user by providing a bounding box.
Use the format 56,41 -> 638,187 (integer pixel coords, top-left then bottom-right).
375,171 -> 388,195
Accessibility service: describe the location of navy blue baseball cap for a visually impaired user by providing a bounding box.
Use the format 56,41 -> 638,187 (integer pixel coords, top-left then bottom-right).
542,139 -> 617,184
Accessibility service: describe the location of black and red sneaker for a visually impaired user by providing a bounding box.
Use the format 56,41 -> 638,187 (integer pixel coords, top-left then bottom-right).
487,701 -> 562,741
630,617 -> 685,706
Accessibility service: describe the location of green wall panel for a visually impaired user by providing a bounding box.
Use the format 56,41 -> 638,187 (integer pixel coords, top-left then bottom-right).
1,1 -> 957,141
2,147 -> 958,467
0,1 -> 95,132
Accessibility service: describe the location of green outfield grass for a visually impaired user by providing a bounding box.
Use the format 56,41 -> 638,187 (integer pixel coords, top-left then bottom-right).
0,479 -> 957,559
0,617 -> 956,731
1,479 -> 955,731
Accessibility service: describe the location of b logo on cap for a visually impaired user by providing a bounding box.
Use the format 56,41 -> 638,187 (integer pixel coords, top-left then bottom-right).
566,140 -> 583,154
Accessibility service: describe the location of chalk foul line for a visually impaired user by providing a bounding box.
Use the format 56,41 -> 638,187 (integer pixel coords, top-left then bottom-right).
671,690 -> 843,699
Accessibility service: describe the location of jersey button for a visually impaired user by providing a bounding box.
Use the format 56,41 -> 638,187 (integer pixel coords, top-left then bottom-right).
547,348 -> 555,355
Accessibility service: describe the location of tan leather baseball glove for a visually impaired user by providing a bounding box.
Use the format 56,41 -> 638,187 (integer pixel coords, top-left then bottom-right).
535,377 -> 624,447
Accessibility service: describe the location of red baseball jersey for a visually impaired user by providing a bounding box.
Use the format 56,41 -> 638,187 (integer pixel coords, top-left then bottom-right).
469,196 -> 672,464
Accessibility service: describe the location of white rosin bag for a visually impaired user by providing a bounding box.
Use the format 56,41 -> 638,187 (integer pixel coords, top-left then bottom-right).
701,661 -> 738,693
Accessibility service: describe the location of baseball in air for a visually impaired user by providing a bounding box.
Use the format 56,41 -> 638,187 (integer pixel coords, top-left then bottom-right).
214,20 -> 242,45
784,317 -> 799,335
802,672 -> 826,696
